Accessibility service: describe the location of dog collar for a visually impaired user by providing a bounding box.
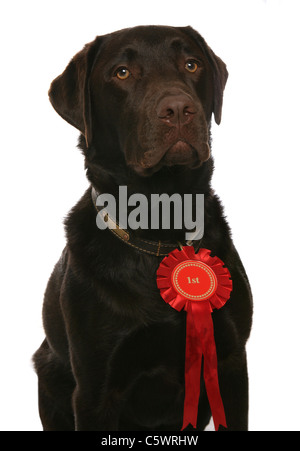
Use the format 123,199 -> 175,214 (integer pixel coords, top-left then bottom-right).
91,187 -> 202,257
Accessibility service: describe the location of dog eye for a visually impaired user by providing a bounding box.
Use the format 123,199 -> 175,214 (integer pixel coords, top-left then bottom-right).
115,67 -> 131,80
185,61 -> 198,73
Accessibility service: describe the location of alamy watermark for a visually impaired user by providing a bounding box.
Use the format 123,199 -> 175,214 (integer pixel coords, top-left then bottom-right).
95,186 -> 204,241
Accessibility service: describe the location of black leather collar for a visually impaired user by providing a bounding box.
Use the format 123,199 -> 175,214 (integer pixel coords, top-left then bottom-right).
91,187 -> 201,257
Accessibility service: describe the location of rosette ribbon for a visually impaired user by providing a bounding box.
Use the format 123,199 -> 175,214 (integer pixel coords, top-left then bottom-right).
156,246 -> 232,431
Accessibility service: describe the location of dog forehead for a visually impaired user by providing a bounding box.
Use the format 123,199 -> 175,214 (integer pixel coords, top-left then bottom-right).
99,26 -> 202,62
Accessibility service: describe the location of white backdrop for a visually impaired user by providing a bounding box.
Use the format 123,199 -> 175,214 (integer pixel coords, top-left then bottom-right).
1,0 -> 299,431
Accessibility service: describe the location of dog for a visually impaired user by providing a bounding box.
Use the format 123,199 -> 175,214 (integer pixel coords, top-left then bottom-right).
33,25 -> 253,431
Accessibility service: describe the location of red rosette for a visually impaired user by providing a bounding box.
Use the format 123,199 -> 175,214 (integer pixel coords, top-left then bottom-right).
157,246 -> 232,312
157,246 -> 232,431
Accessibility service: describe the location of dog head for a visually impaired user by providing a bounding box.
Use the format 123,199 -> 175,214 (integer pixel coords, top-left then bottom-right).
49,26 -> 228,178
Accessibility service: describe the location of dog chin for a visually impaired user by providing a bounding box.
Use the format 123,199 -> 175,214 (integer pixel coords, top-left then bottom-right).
130,147 -> 209,177
162,140 -> 197,166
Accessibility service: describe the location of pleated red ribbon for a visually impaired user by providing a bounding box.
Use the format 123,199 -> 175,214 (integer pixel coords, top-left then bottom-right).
156,246 -> 232,431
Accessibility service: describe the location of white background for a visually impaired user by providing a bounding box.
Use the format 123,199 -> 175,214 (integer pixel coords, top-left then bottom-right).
1,0 -> 299,431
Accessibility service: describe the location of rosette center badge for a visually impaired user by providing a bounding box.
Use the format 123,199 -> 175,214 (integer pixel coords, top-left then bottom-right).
172,260 -> 218,301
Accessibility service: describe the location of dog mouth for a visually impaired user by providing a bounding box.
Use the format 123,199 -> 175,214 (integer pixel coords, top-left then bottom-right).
140,140 -> 199,168
131,139 -> 210,176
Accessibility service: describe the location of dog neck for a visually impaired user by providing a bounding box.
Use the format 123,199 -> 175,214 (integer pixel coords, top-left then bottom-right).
91,187 -> 202,257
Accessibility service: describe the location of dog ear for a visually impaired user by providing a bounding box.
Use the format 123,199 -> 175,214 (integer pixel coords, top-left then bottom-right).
48,37 -> 102,147
181,27 -> 228,125
209,52 -> 228,125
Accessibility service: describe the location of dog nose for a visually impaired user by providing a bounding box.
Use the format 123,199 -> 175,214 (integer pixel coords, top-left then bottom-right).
157,95 -> 196,127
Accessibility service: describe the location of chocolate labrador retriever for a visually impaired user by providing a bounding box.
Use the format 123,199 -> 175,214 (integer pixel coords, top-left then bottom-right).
33,25 -> 252,431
